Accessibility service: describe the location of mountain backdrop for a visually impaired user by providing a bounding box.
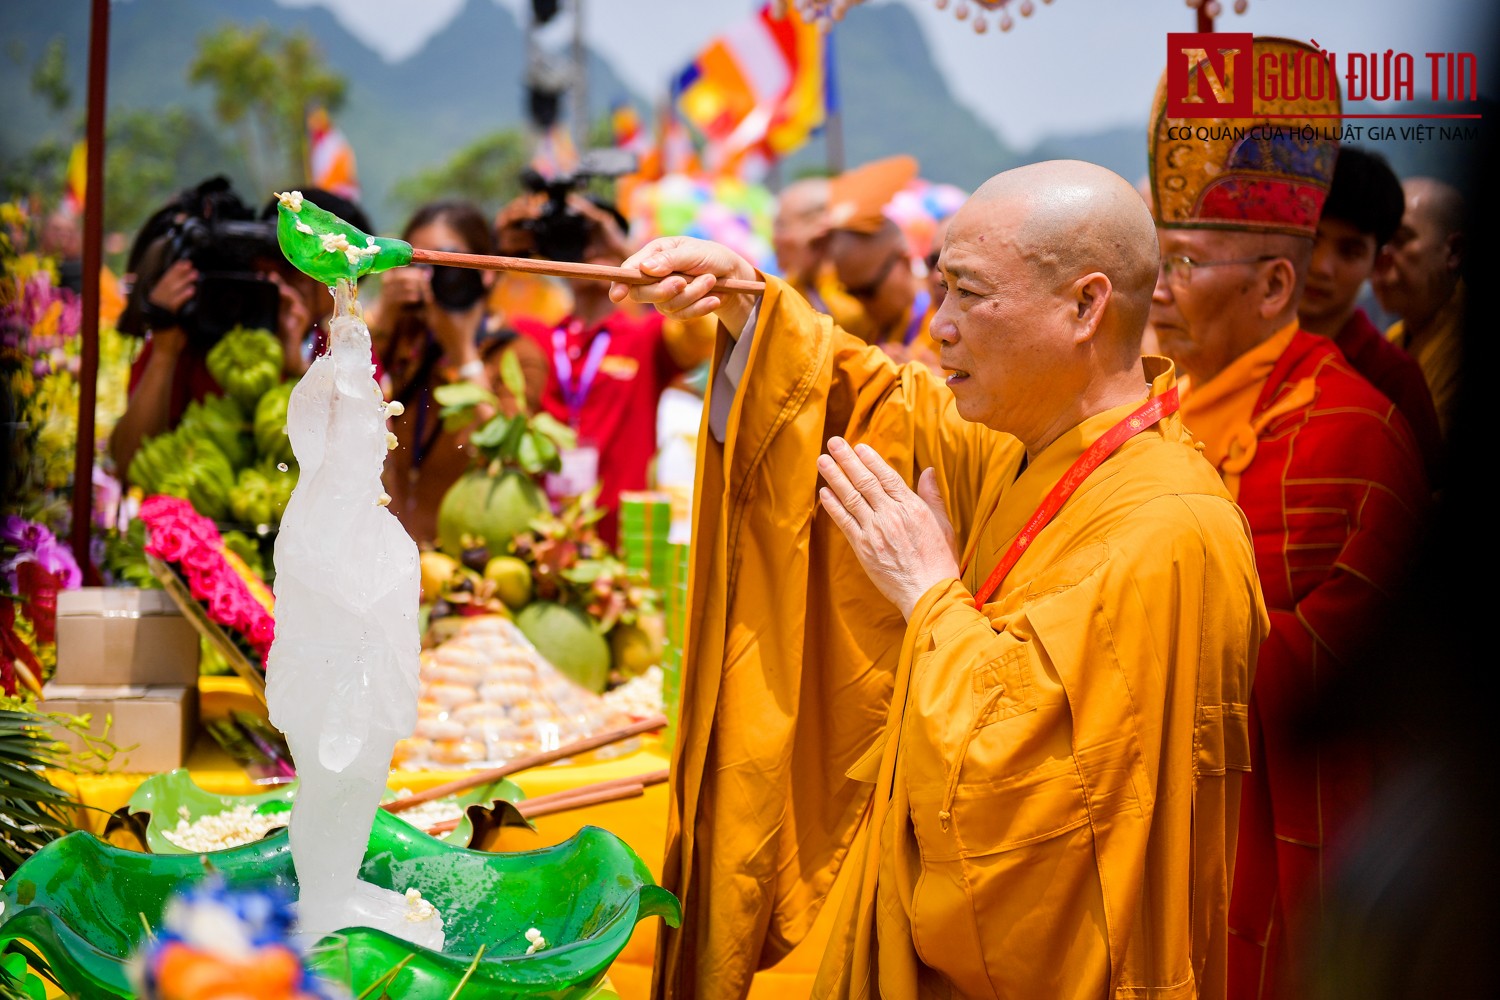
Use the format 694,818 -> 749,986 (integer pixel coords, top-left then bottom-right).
0,0 -> 1477,239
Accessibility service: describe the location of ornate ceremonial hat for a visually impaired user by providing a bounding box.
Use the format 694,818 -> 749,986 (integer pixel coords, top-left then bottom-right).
827,155 -> 919,234
1149,36 -> 1341,237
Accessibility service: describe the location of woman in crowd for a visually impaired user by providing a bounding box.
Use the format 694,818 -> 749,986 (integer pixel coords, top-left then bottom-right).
369,199 -> 547,547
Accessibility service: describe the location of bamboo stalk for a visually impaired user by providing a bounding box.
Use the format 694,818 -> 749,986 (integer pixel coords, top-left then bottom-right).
409,247 -> 765,293
513,768 -> 669,813
519,782 -> 644,820
420,769 -> 669,835
383,714 -> 668,814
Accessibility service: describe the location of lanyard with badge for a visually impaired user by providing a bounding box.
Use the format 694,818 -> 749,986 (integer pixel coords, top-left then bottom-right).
960,389 -> 1180,607
548,321 -> 611,497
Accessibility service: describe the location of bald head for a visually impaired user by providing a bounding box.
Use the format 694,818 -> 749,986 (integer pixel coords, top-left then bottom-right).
827,219 -> 916,339
967,160 -> 1161,351
773,177 -> 831,283
1372,176 -> 1464,329
1404,177 -> 1465,237
931,161 -> 1159,453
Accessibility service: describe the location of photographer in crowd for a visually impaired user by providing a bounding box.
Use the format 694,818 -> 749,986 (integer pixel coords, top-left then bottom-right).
109,178 -> 371,476
499,170 -> 714,544
370,199 -> 548,547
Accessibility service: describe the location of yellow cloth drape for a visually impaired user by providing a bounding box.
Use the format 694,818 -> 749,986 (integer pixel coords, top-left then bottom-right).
1386,280 -> 1464,439
1178,322 -> 1297,471
659,275 -> 1267,999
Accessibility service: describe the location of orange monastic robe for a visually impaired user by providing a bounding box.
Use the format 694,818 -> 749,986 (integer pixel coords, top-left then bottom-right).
655,276 -> 1267,1000
1385,280 -> 1464,440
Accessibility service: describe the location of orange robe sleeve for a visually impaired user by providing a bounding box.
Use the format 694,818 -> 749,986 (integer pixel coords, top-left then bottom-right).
654,275 -> 1024,999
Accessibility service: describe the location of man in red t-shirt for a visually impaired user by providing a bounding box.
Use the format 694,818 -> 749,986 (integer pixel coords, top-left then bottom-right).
503,193 -> 712,544
1298,147 -> 1443,485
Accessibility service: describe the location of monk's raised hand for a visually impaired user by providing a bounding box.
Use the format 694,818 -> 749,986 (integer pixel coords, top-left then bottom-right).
609,236 -> 760,332
817,437 -> 960,620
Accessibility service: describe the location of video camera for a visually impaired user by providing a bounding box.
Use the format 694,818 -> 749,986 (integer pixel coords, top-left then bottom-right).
513,148 -> 636,263
150,178 -> 282,344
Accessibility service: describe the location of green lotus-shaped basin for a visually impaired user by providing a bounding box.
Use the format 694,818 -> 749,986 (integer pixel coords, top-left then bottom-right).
111,768 -> 527,852
0,811 -> 679,999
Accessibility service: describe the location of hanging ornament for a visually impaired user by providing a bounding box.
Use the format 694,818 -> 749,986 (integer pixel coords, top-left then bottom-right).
1019,0 -> 1035,16
955,2 -> 970,21
1234,0 -> 1249,12
1205,0 -> 1223,16
974,13 -> 988,32
935,0 -> 949,8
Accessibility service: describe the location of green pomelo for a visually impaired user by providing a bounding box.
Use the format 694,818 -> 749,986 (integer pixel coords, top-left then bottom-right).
436,468 -> 547,561
516,601 -> 612,693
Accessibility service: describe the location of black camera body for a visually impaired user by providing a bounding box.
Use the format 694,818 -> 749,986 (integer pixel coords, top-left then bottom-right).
515,150 -> 636,263
158,183 -> 282,344
518,168 -> 596,263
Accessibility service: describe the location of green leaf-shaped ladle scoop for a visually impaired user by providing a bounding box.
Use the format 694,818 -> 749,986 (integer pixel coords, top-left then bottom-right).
274,190 -> 766,292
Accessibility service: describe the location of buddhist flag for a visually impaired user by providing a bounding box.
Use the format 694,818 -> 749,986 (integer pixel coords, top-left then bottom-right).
64,140 -> 87,214
531,123 -> 581,180
670,3 -> 826,164
307,107 -> 360,200
612,100 -> 648,154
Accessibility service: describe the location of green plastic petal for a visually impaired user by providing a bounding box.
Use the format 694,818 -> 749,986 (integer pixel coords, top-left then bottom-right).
110,768 -> 526,852
275,193 -> 412,285
0,817 -> 679,999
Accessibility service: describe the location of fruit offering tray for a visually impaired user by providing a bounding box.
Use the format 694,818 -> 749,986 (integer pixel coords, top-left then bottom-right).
394,615 -> 636,771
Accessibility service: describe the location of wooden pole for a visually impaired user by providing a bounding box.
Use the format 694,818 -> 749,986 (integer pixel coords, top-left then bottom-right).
824,22 -> 844,174
382,713 -> 668,813
71,0 -> 108,582
408,247 -> 764,293
571,0 -> 589,151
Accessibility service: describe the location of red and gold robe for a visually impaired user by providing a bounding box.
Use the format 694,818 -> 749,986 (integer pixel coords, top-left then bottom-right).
1181,327 -> 1430,1000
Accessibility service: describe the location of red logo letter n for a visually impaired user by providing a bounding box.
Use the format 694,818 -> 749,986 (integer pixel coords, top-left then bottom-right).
1167,33 -> 1252,117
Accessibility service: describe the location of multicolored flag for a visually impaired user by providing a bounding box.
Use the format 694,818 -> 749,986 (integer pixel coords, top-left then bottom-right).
64,140 -> 87,214
670,3 -> 828,171
306,107 -> 360,200
531,123 -> 581,180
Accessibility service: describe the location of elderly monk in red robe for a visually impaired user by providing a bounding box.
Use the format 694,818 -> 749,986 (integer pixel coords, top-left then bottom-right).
610,159 -> 1268,999
1146,38 -> 1431,1000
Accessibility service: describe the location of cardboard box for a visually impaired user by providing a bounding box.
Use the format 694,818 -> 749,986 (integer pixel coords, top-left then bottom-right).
54,587 -> 200,687
38,683 -> 199,773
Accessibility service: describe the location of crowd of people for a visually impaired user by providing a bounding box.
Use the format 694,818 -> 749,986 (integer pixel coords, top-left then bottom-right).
102,30 -> 1477,999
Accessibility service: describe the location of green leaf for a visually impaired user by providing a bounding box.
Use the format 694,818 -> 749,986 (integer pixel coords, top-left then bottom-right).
534,432 -> 560,472
434,382 -> 497,411
499,349 -> 528,412
468,415 -> 512,452
562,559 -> 609,584
531,411 -> 577,451
516,432 -> 543,475
436,381 -> 499,433
498,413 -> 528,459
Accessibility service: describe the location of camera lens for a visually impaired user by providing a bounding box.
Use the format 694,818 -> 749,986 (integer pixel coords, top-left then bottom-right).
429,265 -> 486,311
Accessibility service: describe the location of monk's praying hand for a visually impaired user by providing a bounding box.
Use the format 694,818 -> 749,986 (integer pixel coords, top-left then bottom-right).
817,437 -> 959,619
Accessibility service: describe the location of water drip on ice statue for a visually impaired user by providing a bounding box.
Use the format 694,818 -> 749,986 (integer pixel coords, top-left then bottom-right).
266,279 -> 443,948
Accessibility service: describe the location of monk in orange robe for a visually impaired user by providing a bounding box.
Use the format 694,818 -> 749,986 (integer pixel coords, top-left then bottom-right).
612,160 -> 1267,999
1372,177 -> 1465,440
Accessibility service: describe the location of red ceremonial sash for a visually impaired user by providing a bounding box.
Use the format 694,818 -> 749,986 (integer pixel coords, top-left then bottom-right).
964,388 -> 1179,608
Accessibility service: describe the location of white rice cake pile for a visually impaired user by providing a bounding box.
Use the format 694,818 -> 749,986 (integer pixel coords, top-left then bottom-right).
394,616 -> 630,770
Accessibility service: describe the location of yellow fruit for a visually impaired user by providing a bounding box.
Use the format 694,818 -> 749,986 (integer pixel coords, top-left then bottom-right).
483,555 -> 534,610
610,615 -> 664,677
419,551 -> 462,603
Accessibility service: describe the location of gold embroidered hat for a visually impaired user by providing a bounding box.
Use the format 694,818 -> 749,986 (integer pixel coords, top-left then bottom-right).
1150,36 -> 1341,237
